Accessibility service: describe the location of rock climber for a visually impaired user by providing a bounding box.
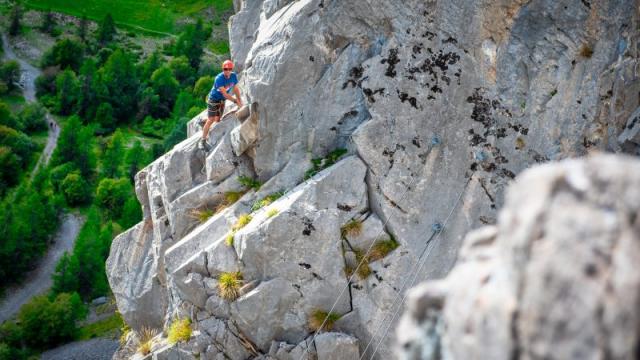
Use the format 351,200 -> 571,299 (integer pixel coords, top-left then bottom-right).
200,59 -> 243,150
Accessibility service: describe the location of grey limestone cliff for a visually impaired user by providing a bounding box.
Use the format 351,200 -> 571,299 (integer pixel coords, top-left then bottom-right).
107,0 -> 639,359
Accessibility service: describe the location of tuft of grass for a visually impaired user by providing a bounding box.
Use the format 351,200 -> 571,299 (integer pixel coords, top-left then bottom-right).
232,214 -> 253,231
224,191 -> 244,204
214,191 -> 245,214
167,318 -> 192,344
267,208 -> 279,218
308,309 -> 342,332
341,219 -> 363,237
579,43 -> 593,58
135,327 -> 159,355
225,230 -> 236,247
549,89 -> 557,97
250,190 -> 285,212
368,237 -> 400,262
196,208 -> 215,223
304,148 -> 348,180
218,271 -> 243,301
238,175 -> 262,190
353,249 -> 372,279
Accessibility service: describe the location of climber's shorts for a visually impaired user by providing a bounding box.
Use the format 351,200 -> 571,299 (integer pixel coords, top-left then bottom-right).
207,99 -> 225,117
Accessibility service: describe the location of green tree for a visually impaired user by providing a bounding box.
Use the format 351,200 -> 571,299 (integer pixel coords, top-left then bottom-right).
124,140 -> 149,184
18,103 -> 47,133
61,172 -> 91,206
95,178 -> 131,218
136,86 -> 164,120
51,252 -> 79,295
0,146 -> 19,194
0,102 -> 18,130
120,197 -> 142,228
0,125 -> 35,168
49,162 -> 76,191
95,102 -> 115,133
99,49 -> 139,122
163,117 -> 189,152
140,50 -> 162,81
169,56 -> 195,86
151,66 -> 179,111
18,293 -> 86,348
8,5 -> 21,37
96,13 -> 116,45
174,19 -> 209,69
193,75 -> 214,101
101,129 -> 124,178
51,116 -> 95,177
35,66 -> 60,98
76,58 -> 101,121
0,61 -> 20,91
55,69 -> 79,115
41,38 -> 85,71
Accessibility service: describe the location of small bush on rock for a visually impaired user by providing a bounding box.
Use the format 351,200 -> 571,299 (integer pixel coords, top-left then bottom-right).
218,272 -> 243,301
267,208 -> 279,218
308,309 -> 341,332
167,318 -> 191,344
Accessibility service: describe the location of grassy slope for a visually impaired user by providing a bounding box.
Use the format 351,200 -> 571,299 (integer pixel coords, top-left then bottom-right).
23,0 -> 233,35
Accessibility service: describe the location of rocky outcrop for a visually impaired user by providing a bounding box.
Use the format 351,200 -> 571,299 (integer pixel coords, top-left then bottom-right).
107,0 -> 639,358
397,155 -> 640,359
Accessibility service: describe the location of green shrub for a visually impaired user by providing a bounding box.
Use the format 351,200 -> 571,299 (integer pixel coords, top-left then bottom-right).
167,318 -> 191,344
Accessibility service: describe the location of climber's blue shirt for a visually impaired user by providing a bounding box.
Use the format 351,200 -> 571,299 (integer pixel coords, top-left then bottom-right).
208,72 -> 238,101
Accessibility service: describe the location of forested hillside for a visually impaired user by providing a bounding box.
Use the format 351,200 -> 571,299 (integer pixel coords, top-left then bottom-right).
0,1 -> 233,358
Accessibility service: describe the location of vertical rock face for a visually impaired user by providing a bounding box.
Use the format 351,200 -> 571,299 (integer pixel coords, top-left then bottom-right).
397,155 -> 640,360
107,0 -> 638,358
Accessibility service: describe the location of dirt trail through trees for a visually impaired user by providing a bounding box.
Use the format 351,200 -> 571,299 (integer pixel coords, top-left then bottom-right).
0,34 -> 83,323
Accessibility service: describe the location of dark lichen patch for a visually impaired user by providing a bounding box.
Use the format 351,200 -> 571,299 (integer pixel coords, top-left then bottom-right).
468,129 -> 487,147
583,137 -> 598,149
397,90 -> 418,109
337,203 -> 353,212
495,155 -> 509,164
311,272 -> 324,280
309,56 -> 315,62
299,263 -> 312,269
422,30 -> 436,40
330,126 -> 337,131
302,217 -> 316,236
362,87 -> 385,103
381,48 -> 400,77
442,36 -> 458,44
581,0 -> 591,8
467,88 -> 494,128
